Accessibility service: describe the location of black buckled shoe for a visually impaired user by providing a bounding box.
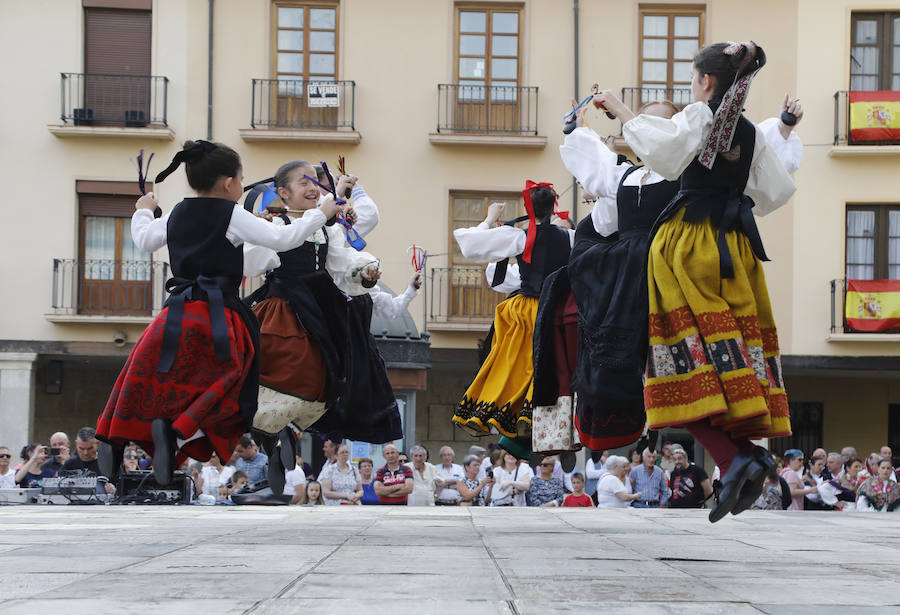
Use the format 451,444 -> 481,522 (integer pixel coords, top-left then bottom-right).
708,449 -> 764,523
151,418 -> 177,486
731,445 -> 776,516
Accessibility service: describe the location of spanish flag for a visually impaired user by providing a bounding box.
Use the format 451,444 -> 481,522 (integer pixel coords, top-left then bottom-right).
845,279 -> 900,332
849,91 -> 900,142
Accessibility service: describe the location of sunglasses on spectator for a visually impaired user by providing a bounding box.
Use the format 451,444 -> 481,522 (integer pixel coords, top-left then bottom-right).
124,455 -> 138,459
540,462 -> 554,467
0,454 -> 10,459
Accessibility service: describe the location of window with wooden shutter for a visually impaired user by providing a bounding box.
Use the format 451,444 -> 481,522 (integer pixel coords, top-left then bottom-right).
846,205 -> 900,280
82,6 -> 152,125
850,12 -> 900,91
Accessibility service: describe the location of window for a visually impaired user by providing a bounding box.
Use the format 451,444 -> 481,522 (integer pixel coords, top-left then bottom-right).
638,5 -> 703,105
270,2 -> 339,126
82,5 -> 152,126
456,5 -> 522,100
850,12 -> 900,91
273,2 -> 338,86
846,205 -> 900,280
441,192 -> 522,319
78,186 -> 153,315
770,402 -> 823,458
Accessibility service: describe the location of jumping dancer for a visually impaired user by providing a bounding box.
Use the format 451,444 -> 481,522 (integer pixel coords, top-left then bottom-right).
600,41 -> 798,521
97,141 -> 341,485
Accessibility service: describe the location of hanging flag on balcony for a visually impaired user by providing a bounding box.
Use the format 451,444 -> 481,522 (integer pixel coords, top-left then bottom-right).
845,279 -> 900,332
849,91 -> 900,142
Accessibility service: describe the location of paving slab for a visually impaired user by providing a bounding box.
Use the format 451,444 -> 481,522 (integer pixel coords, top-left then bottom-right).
0,506 -> 898,612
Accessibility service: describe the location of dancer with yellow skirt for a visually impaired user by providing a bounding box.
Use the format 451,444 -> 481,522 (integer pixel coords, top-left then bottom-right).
598,41 -> 803,522
451,183 -> 573,448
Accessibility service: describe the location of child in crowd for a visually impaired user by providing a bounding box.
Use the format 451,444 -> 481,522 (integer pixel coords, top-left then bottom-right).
563,473 -> 593,507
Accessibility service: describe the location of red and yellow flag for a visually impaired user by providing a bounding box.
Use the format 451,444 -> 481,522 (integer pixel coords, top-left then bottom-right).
849,91 -> 900,142
845,279 -> 900,332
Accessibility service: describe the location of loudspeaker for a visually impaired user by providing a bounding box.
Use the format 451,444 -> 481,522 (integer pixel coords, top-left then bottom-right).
117,471 -> 192,504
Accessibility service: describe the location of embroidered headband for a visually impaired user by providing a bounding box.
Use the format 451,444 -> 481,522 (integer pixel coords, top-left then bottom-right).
154,140 -> 219,183
697,41 -> 766,170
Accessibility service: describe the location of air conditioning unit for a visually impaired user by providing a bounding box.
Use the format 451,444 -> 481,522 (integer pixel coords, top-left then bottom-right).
73,108 -> 94,126
125,109 -> 148,127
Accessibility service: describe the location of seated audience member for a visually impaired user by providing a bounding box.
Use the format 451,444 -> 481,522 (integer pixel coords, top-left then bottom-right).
409,445 -> 439,507
122,445 -> 141,474
803,455 -> 829,510
320,443 -> 363,505
374,444 -> 414,505
823,452 -> 843,481
299,479 -> 325,506
15,444 -> 47,487
856,458 -> 900,512
40,432 -> 71,478
62,427 -> 102,473
596,456 -> 640,508
0,447 -> 15,488
457,455 -> 492,506
563,473 -> 593,507
628,448 -> 668,508
358,458 -> 380,505
201,450 -> 236,498
527,456 -> 565,507
782,449 -> 817,511
667,445 -> 713,508
285,454 -> 307,503
490,452 -> 533,507
751,465 -> 784,510
234,436 -> 268,484
220,470 -> 250,502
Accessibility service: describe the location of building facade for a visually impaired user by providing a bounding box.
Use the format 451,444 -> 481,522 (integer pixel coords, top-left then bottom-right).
0,0 -> 897,464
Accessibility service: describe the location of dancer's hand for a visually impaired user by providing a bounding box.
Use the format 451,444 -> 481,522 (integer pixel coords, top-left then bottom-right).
336,174 -> 358,198
485,202 -> 506,226
343,207 -> 358,226
135,192 -> 158,211
319,194 -> 342,219
594,90 -> 632,121
779,93 -> 803,139
361,262 -> 381,283
410,271 -> 423,290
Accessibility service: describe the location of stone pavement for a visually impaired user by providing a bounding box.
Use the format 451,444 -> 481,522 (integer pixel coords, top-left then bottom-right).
0,506 -> 898,614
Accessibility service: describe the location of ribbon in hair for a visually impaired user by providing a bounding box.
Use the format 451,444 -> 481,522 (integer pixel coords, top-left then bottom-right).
698,41 -> 766,170
521,180 -> 563,263
154,140 -> 218,184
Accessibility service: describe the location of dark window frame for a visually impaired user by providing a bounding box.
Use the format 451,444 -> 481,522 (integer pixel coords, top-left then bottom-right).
850,11 -> 900,91
845,204 -> 900,280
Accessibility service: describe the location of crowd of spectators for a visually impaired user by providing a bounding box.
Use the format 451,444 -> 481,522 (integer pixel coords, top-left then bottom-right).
4,428 -> 897,512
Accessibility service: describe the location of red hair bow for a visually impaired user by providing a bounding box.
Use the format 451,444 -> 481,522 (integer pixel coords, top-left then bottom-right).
522,180 -> 567,263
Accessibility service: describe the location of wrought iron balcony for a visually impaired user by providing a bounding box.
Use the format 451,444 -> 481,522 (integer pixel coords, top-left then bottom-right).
436,83 -> 538,134
831,277 -> 900,334
59,73 -> 168,127
617,87 -> 691,135
250,79 -> 355,129
50,259 -> 169,317
427,266 -> 506,324
833,90 -> 900,146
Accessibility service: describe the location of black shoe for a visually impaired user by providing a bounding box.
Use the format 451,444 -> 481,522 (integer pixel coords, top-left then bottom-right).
732,446 -> 776,516
151,418 -> 177,486
279,427 -> 296,472
560,452 -> 577,473
708,450 -> 764,523
98,441 -> 124,483
267,447 -> 286,496
231,481 -> 291,506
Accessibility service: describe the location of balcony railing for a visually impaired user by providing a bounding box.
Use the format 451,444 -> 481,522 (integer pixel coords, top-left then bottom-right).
428,266 -> 506,323
250,79 -> 355,130
51,259 -> 169,317
59,73 -> 168,126
831,277 -> 900,333
834,90 -> 900,146
436,84 -> 538,134
618,87 -> 691,135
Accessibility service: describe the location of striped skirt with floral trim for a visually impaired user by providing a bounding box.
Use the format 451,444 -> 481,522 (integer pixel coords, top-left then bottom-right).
643,208 -> 791,439
453,294 -> 537,438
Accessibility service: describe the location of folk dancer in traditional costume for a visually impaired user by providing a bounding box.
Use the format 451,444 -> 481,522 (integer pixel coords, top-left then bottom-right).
451,184 -> 574,453
534,92 -> 802,460
242,160 -> 387,491
97,141 -> 342,486
597,41 -> 799,521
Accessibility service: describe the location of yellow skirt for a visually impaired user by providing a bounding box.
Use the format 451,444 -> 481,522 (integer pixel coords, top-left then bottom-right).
644,208 -> 791,439
452,294 -> 537,438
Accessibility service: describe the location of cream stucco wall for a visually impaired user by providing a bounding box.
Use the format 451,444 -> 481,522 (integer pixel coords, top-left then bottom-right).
1,0 -> 898,364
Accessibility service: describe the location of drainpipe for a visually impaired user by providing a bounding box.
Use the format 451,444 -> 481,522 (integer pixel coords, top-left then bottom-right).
571,0 -> 579,224
207,0 -> 214,139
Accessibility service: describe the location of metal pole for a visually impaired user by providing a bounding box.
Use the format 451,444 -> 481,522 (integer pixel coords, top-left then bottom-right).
571,0 -> 580,223
207,0 -> 214,139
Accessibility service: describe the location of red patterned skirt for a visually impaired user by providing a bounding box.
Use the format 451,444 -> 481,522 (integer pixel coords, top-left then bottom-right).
96,300 -> 255,461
